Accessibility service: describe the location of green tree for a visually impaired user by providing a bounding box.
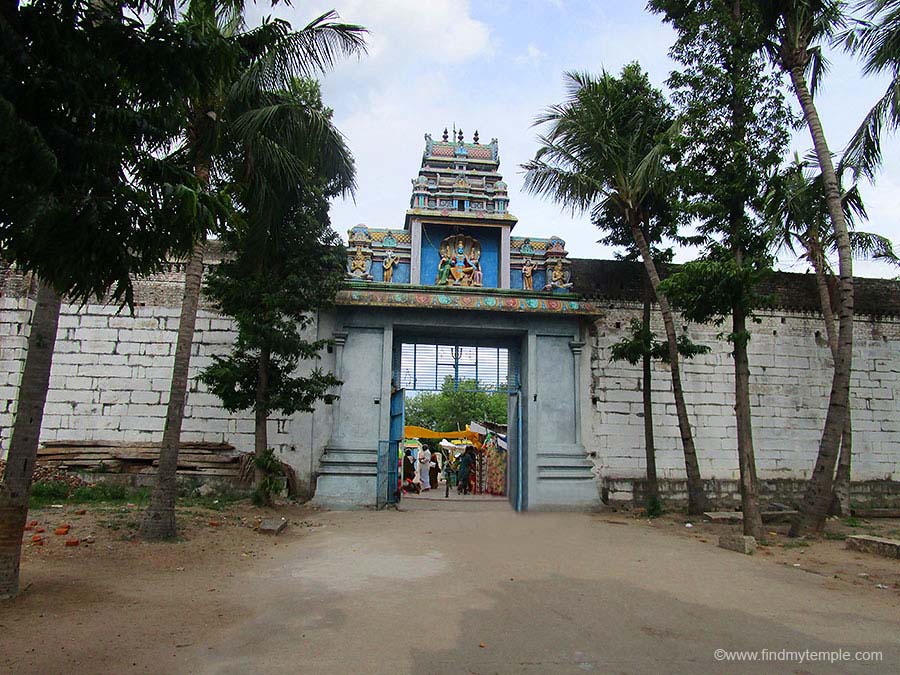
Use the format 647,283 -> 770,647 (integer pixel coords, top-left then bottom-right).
200,82 -> 351,505
0,0 -> 201,599
523,63 -> 709,515
405,378 -> 508,434
651,0 -> 794,540
610,317 -> 710,515
760,0 -> 857,537
139,3 -> 366,540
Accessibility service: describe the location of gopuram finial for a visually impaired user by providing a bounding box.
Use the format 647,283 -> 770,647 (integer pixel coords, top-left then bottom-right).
457,128 -> 464,143
473,130 -> 479,144
442,127 -> 449,142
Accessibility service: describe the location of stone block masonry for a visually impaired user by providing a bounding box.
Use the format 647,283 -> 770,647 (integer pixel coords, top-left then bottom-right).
588,301 -> 900,504
846,535 -> 900,559
3,255 -> 900,507
0,260 -> 328,498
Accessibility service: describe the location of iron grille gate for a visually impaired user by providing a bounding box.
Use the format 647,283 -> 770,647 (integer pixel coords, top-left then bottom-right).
396,341 -> 520,393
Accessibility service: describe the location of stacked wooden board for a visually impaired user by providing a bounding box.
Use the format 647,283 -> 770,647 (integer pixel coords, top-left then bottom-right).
37,440 -> 246,479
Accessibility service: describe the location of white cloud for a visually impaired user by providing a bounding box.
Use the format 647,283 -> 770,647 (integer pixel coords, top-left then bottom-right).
303,0 -> 492,66
515,43 -> 546,66
246,2 -> 900,278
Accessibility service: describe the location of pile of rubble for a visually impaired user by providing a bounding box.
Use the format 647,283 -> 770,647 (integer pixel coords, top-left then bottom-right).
0,459 -> 87,490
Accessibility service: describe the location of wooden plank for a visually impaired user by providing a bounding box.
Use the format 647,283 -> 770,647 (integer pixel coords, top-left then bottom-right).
138,468 -> 242,477
851,508 -> 900,519
41,440 -> 236,452
702,510 -> 798,524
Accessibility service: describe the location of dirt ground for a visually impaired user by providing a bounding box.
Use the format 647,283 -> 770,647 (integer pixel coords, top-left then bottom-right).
2,500 -> 899,674
614,510 -> 900,595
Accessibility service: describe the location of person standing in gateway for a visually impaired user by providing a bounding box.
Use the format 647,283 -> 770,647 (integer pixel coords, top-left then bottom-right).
458,446 -> 476,496
417,446 -> 433,491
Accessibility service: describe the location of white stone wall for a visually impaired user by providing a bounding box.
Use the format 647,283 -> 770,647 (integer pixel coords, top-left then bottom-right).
0,296 -> 327,488
589,303 -> 900,483
0,295 -> 35,452
3,268 -> 900,499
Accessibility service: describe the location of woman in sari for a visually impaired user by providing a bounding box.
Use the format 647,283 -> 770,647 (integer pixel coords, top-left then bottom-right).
457,446 -> 475,495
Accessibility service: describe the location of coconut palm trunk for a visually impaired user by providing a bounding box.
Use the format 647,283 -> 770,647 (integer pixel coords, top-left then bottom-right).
0,280 -> 61,598
641,277 -> 660,512
139,241 -> 205,540
807,232 -> 852,516
630,218 -> 707,515
787,66 -> 854,537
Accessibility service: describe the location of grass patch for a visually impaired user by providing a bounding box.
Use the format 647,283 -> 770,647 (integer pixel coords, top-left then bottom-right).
823,531 -> 846,541
29,481 -> 149,508
646,496 -> 664,519
845,516 -> 863,528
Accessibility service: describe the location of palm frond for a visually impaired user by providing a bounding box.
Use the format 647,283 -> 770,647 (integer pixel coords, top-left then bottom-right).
843,76 -> 900,180
847,230 -> 900,265
234,12 -> 367,97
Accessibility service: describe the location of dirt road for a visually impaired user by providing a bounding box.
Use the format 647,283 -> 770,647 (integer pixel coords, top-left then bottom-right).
2,501 -> 899,673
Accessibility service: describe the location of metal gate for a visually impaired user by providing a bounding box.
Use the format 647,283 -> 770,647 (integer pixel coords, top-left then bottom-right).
395,340 -> 519,393
376,388 -> 405,508
507,389 -> 525,511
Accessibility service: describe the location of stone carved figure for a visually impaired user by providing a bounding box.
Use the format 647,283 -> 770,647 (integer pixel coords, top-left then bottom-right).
382,250 -> 398,283
347,245 -> 373,281
522,258 -> 536,290
543,259 -> 572,291
437,235 -> 482,287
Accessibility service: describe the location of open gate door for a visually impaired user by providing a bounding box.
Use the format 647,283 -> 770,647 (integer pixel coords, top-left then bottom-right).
507,389 -> 524,511
377,388 -> 405,508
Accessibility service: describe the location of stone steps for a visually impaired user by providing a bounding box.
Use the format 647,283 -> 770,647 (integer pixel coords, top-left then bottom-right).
318,447 -> 377,477
536,452 -> 594,480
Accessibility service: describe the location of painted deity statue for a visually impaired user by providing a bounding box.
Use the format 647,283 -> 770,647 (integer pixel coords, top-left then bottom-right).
522,258 -> 536,290
470,251 -> 483,287
382,249 -> 398,283
436,255 -> 452,285
437,235 -> 482,287
543,259 -> 572,291
347,245 -> 373,281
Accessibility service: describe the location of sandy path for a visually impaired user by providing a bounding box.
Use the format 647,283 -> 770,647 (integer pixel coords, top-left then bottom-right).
2,502 -> 899,674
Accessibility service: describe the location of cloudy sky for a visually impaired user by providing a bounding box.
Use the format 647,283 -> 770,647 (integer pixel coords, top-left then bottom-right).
251,1 -> 900,279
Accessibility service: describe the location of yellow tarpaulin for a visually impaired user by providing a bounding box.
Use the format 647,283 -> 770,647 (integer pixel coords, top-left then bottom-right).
404,425 -> 481,445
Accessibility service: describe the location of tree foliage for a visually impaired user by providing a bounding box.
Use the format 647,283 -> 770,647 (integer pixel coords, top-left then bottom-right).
200,183 -> 345,418
0,0 -> 204,305
405,378 -> 508,434
840,0 -> 900,179
609,319 -> 710,365
651,0 -> 793,339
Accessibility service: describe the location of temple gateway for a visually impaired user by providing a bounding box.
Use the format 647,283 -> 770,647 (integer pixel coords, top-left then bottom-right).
2,130 -> 899,510
319,130 -> 598,509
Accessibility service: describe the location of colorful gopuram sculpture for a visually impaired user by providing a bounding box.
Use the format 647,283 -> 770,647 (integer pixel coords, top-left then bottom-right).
344,130 -> 574,294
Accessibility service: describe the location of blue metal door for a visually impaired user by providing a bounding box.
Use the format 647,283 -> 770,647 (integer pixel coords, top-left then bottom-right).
377,388 -> 405,508
507,389 -> 524,511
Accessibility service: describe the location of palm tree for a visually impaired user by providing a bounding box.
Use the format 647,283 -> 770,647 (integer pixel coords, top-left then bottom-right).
843,0 -> 900,180
207,78 -> 354,476
523,64 -> 709,515
139,4 -> 366,540
762,0 -> 856,536
766,155 -> 899,516
0,1 -> 199,598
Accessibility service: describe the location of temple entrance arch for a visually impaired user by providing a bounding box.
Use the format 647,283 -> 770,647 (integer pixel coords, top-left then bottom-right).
392,331 -> 524,510
312,130 -> 600,511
